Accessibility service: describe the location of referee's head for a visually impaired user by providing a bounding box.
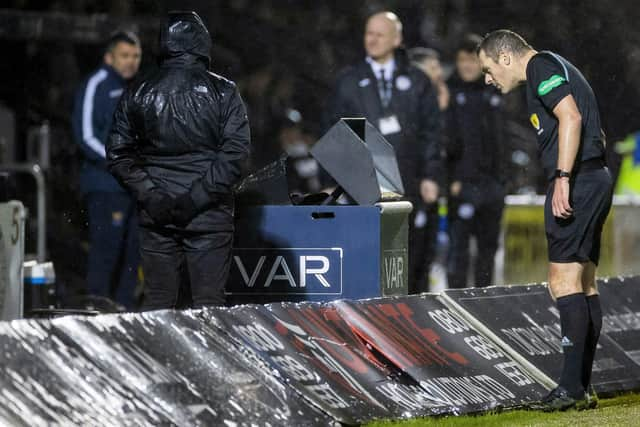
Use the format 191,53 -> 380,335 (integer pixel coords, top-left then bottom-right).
476,29 -> 535,94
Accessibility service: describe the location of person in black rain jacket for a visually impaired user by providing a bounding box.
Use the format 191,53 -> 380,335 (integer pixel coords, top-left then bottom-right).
107,11 -> 251,310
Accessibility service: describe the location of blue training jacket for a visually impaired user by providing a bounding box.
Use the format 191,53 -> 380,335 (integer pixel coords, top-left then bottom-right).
72,64 -> 127,194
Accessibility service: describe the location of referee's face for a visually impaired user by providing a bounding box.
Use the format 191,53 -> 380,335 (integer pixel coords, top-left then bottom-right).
478,49 -> 515,94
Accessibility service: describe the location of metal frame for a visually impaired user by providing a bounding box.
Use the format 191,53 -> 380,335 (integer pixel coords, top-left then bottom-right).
0,163 -> 46,262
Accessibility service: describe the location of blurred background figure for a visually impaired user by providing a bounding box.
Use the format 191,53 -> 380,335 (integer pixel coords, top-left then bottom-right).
409,47 -> 450,111
409,45 -> 451,292
242,67 -> 300,170
444,34 -> 506,289
71,31 -> 142,310
325,11 -> 443,294
278,108 -> 323,197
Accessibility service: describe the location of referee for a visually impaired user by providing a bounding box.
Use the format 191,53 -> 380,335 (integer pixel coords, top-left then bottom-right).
477,30 -> 612,411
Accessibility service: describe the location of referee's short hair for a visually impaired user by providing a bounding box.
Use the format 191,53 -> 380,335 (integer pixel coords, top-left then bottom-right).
105,30 -> 140,54
477,30 -> 533,62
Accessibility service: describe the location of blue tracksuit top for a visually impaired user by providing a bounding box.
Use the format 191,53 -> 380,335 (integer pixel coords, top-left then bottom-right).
72,64 -> 127,194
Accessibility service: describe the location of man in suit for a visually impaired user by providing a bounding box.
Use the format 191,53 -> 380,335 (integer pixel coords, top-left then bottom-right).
325,11 -> 443,293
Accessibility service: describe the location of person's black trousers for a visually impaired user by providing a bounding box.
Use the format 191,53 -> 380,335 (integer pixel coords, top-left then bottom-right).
139,226 -> 233,310
447,198 -> 504,289
408,201 -> 439,294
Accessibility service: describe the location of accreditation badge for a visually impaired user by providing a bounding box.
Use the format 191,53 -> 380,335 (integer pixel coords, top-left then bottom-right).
379,115 -> 402,135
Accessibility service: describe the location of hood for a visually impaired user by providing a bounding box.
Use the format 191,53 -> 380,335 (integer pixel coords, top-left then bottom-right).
159,11 -> 212,67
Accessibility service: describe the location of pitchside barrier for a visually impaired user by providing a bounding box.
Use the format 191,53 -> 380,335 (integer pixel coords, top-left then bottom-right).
0,311 -> 332,426
597,276 -> 640,367
0,278 -> 638,425
440,279 -> 640,396
205,296 -> 548,424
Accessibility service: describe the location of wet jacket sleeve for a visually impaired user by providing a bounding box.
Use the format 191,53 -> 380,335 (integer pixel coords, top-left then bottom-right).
189,85 -> 251,209
107,89 -> 158,201
418,80 -> 443,183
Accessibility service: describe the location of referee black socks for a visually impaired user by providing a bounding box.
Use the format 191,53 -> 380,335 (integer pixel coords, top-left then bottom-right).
557,292 -> 589,397
582,295 -> 603,390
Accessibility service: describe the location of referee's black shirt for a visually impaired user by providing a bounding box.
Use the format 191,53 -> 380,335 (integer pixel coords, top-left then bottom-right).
525,51 -> 605,180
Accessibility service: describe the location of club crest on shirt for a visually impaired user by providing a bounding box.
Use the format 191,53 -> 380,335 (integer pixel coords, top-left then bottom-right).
395,75 -> 411,91
530,113 -> 544,135
530,113 -> 540,130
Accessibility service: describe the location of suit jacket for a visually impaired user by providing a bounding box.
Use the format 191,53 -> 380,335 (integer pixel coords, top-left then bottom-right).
324,50 -> 442,200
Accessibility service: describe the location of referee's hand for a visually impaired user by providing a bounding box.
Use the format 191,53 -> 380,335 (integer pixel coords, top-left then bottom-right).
552,178 -> 573,219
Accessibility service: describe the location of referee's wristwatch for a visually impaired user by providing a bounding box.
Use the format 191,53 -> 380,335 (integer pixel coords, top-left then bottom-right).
554,169 -> 571,179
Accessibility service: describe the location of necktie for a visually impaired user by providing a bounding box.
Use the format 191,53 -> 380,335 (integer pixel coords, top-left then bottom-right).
378,68 -> 391,108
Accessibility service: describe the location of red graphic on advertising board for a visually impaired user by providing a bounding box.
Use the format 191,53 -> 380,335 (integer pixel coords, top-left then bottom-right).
334,300 -> 468,369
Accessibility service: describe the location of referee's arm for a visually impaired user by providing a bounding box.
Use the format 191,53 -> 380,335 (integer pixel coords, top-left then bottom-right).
552,94 -> 582,218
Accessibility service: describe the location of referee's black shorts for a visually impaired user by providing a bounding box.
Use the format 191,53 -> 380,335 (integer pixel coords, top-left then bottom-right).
544,160 -> 613,265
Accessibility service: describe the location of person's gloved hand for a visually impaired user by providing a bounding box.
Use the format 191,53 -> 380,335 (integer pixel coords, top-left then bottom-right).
142,192 -> 174,226
172,193 -> 199,226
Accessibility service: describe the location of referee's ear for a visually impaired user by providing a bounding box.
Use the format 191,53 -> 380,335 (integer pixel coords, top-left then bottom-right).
500,51 -> 511,66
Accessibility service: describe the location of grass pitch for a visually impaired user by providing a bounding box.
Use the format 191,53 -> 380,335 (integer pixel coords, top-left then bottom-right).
367,393 -> 640,427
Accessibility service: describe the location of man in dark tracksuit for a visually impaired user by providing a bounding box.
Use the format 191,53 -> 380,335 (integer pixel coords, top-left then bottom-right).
72,32 -> 142,310
107,12 -> 251,310
479,30 -> 612,411
325,11 -> 442,294
446,35 -> 506,289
